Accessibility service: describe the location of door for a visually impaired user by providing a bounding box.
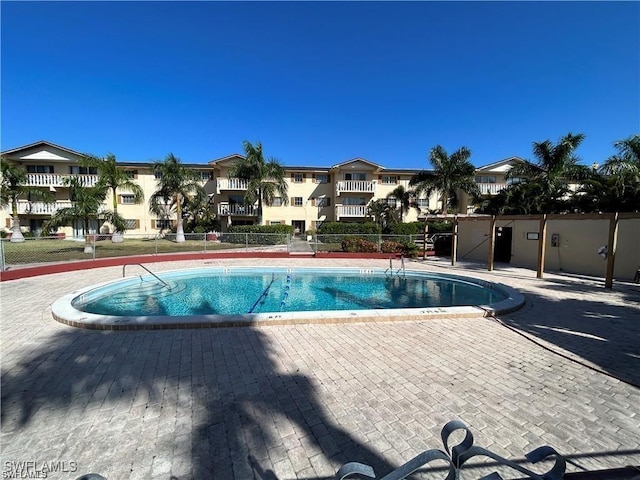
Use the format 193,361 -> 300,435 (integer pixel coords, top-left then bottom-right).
292,220 -> 305,236
494,226 -> 512,263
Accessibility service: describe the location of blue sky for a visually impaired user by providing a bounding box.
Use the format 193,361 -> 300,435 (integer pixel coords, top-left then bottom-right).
1,1 -> 638,169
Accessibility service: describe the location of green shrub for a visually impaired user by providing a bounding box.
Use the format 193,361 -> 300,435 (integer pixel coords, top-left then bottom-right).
221,224 -> 294,245
387,222 -> 425,235
318,222 -> 380,243
380,239 -> 419,257
428,220 -> 453,234
380,240 -> 404,254
341,236 -> 378,253
317,222 -> 380,235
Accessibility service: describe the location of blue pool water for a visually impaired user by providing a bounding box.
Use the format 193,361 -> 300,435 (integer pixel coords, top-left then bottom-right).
71,268 -> 508,317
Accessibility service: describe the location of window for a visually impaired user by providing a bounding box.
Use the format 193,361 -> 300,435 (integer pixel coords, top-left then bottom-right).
313,197 -> 331,207
381,175 -> 397,184
343,196 -> 366,205
314,173 -> 328,184
69,166 -> 98,175
417,198 -> 430,208
344,172 -> 366,181
26,165 -> 54,174
293,197 -> 303,206
120,194 -> 136,205
293,173 -> 305,183
197,170 -> 213,180
507,177 -> 525,185
125,219 -> 140,229
271,197 -> 283,207
385,197 -> 398,208
124,169 -> 138,179
475,175 -> 496,183
155,219 -> 173,229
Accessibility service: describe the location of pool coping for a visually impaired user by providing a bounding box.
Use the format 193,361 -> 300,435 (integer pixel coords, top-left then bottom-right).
51,267 -> 526,330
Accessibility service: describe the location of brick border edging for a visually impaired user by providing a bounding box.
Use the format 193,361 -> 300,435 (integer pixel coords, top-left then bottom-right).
0,252 -> 406,282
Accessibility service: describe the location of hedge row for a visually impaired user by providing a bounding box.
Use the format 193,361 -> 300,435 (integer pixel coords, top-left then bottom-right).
221,224 -> 294,245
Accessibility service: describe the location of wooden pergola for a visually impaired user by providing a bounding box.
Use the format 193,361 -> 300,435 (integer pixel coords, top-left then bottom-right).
422,212 -> 640,289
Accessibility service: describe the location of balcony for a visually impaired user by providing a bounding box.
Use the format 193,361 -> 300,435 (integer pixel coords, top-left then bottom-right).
477,182 -> 507,195
217,203 -> 257,216
336,205 -> 367,219
217,178 -> 249,193
336,180 -> 376,196
25,174 -> 99,188
15,201 -> 105,215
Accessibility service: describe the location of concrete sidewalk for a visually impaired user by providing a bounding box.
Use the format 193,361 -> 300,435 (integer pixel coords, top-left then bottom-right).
1,258 -> 639,479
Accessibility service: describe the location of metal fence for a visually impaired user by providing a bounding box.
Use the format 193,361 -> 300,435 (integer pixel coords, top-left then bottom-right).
0,232 -> 433,271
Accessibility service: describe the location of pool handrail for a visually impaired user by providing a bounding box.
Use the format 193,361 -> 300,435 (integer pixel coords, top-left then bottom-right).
122,263 -> 173,290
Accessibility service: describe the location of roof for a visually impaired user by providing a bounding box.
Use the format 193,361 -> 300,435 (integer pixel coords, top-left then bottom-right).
1,140 -> 88,158
330,157 -> 384,170
475,156 -> 526,173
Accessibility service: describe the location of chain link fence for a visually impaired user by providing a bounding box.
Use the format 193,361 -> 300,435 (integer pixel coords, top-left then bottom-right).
0,232 -> 440,271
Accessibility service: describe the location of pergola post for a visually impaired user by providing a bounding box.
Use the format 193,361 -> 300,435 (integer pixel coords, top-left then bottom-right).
605,212 -> 619,289
488,215 -> 496,271
451,215 -> 458,266
536,214 -> 547,279
422,220 -> 429,260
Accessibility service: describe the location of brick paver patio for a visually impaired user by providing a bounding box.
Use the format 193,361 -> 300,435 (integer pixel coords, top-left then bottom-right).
1,258 -> 639,479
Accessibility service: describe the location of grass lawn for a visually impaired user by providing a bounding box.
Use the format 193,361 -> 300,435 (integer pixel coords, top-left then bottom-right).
1,238 -> 247,265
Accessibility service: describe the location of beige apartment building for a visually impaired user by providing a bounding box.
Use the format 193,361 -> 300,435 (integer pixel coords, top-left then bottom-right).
0,141 -> 521,238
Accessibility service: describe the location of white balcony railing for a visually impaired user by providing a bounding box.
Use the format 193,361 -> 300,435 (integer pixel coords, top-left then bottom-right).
336,180 -> 376,195
217,204 -> 257,216
25,174 -> 99,188
336,205 -> 367,218
477,182 -> 507,195
15,201 -> 106,215
217,178 -> 249,192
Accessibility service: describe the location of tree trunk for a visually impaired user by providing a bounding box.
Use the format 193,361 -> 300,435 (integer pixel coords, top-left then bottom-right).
175,194 -> 185,243
176,216 -> 186,243
111,187 -> 124,242
10,215 -> 25,243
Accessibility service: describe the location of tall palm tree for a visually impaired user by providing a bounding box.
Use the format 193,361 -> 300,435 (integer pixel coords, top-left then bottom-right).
0,159 -> 54,242
42,177 -> 125,253
409,145 -> 479,213
386,185 -> 416,222
149,153 -> 206,243
228,141 -> 288,225
507,132 -> 590,186
601,135 -> 640,181
82,154 -> 144,240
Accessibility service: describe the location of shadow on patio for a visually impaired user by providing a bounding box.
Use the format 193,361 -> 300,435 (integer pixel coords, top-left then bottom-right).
1,326 -> 396,479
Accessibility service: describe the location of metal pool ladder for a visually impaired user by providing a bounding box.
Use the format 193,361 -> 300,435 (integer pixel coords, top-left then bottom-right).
122,263 -> 173,290
385,256 -> 406,278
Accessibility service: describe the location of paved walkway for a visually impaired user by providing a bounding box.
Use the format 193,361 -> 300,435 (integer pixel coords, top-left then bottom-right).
1,258 -> 639,479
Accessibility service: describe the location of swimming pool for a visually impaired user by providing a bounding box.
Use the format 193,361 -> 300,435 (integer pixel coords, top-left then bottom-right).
52,267 -> 525,329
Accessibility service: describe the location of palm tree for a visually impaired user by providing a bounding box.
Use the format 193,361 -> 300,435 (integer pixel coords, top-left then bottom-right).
0,160 -> 54,242
228,141 -> 288,225
409,145 -> 479,213
82,154 -> 144,241
42,177 -> 125,253
495,132 -> 591,214
149,153 -> 206,243
386,185 -> 417,222
507,132 -> 590,187
601,134 -> 640,177
367,199 -> 397,231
